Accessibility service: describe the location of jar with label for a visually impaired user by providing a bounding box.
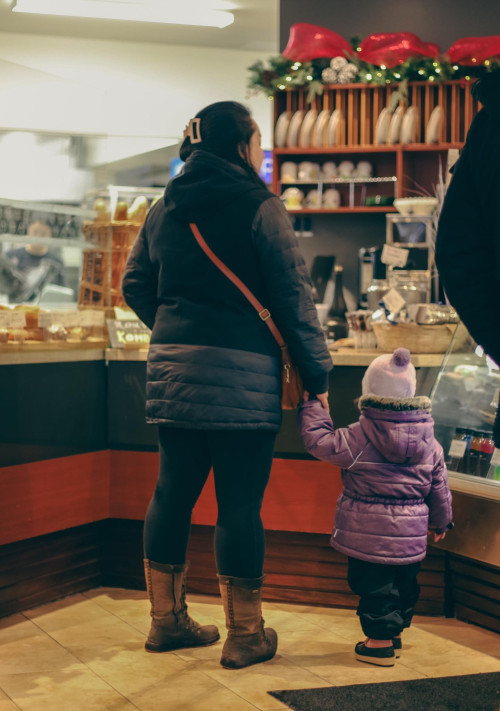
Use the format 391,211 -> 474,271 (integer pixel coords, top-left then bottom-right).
366,249 -> 389,311
465,431 -> 483,475
388,271 -> 429,306
459,429 -> 474,473
478,432 -> 495,477
447,428 -> 467,472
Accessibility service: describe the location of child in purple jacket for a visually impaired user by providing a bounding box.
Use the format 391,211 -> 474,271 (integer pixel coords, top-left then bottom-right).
298,347 -> 453,667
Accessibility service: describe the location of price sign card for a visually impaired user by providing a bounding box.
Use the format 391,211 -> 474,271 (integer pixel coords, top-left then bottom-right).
382,288 -> 406,315
107,319 -> 151,349
448,440 -> 467,459
381,244 -> 409,268
0,310 -> 26,328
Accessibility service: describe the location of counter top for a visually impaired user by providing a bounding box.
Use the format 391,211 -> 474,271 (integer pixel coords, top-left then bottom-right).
106,348 -> 445,367
0,347 -> 446,367
448,470 -> 500,502
330,349 -> 444,367
0,348 -> 105,365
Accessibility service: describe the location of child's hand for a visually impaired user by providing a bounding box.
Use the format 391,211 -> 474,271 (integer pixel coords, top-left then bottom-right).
428,530 -> 447,543
302,391 -> 329,411
317,392 -> 329,411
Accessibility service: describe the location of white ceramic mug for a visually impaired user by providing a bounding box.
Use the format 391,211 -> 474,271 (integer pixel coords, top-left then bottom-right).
281,161 -> 298,183
322,161 -> 337,180
298,161 -> 319,181
323,188 -> 341,208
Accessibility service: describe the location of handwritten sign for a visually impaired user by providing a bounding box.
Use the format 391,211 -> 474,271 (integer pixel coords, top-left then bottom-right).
107,319 -> 151,349
0,310 -> 26,328
381,244 -> 409,268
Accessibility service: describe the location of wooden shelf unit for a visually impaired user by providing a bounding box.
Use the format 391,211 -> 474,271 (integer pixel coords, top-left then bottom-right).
272,81 -> 479,213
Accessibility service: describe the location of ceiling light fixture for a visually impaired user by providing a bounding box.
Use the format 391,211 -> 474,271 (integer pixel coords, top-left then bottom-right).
11,0 -> 234,28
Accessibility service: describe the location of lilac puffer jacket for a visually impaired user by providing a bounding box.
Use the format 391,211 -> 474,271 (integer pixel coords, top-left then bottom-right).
298,395 -> 453,565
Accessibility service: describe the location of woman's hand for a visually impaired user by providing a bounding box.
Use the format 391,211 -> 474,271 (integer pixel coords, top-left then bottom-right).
303,391 -> 329,411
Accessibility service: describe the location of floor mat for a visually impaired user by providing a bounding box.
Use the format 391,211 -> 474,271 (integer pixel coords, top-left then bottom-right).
269,672 -> 500,711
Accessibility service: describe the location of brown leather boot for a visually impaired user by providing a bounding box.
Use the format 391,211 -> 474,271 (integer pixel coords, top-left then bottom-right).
144,559 -> 220,652
218,574 -> 277,669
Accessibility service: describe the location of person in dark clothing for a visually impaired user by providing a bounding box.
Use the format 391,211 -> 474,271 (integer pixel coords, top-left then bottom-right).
122,101 -> 332,669
435,72 -> 500,444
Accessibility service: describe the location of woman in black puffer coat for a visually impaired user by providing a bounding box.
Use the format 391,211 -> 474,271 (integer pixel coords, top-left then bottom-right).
122,101 -> 332,669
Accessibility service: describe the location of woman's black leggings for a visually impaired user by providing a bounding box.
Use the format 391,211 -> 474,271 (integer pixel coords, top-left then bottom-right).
143,427 -> 276,578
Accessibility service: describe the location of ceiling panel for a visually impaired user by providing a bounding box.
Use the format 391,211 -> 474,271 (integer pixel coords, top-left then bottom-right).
0,1 -> 278,52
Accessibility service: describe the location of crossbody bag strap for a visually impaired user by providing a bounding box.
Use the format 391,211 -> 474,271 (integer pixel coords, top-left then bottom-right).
189,222 -> 287,350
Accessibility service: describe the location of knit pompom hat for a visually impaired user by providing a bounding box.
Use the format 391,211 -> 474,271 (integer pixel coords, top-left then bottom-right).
361,348 -> 417,398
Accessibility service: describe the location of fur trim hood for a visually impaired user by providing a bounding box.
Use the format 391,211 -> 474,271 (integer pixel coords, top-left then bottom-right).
359,395 -> 431,412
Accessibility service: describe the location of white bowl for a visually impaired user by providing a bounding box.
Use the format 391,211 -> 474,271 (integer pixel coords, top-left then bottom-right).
394,197 -> 438,216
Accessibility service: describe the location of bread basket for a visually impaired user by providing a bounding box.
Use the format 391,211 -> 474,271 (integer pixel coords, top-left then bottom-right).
372,322 -> 467,354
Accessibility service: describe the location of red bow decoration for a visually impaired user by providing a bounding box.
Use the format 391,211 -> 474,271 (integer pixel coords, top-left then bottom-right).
283,23 -> 353,62
446,36 -> 500,64
358,32 -> 439,67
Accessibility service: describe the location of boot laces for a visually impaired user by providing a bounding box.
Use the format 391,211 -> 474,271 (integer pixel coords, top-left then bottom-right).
179,582 -> 202,633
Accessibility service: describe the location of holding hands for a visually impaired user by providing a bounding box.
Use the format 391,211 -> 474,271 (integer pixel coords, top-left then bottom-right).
303,391 -> 330,411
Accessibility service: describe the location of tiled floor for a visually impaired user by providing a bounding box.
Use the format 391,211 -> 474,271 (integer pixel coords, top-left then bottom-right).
0,588 -> 499,710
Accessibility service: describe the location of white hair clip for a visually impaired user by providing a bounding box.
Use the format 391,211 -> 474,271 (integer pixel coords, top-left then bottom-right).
183,118 -> 202,144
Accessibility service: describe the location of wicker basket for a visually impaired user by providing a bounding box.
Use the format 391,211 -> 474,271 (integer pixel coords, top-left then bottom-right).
372,322 -> 466,354
79,221 -> 142,308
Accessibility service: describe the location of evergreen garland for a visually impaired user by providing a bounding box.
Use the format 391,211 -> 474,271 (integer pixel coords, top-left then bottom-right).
247,50 -> 500,101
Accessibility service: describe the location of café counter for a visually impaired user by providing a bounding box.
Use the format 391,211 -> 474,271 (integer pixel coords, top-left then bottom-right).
3,346 -> 498,635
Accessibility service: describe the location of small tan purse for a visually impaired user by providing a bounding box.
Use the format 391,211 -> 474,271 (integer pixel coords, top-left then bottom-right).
189,223 -> 304,410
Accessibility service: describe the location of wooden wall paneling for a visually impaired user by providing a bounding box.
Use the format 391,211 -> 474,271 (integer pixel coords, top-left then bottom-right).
0,523 -> 103,618
448,554 -> 500,634
0,520 -> 452,620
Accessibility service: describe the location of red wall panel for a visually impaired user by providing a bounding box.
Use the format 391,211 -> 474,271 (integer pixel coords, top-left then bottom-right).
0,450 -> 342,546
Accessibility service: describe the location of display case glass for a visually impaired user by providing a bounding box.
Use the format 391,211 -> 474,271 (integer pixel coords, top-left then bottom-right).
0,130 -> 174,349
431,328 -> 500,497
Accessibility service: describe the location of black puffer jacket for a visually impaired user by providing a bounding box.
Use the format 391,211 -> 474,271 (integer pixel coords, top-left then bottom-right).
122,150 -> 332,431
435,73 -> 500,365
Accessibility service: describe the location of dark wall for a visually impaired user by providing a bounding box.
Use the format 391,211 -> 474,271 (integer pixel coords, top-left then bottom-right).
295,214 -> 387,305
280,0 -> 500,52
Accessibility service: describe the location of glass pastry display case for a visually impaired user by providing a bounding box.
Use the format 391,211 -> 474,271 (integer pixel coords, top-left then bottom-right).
430,328 -> 500,567
0,186 -> 162,350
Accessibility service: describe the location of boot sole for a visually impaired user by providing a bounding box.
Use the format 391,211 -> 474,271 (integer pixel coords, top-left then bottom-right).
355,653 -> 395,667
145,633 -> 220,653
220,649 -> 276,669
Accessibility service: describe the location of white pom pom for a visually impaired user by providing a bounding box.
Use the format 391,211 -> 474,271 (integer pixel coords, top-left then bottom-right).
322,67 -> 337,83
330,56 -> 348,71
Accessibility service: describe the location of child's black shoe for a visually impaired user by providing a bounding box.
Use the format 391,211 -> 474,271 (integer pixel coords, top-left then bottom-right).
355,641 -> 395,666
